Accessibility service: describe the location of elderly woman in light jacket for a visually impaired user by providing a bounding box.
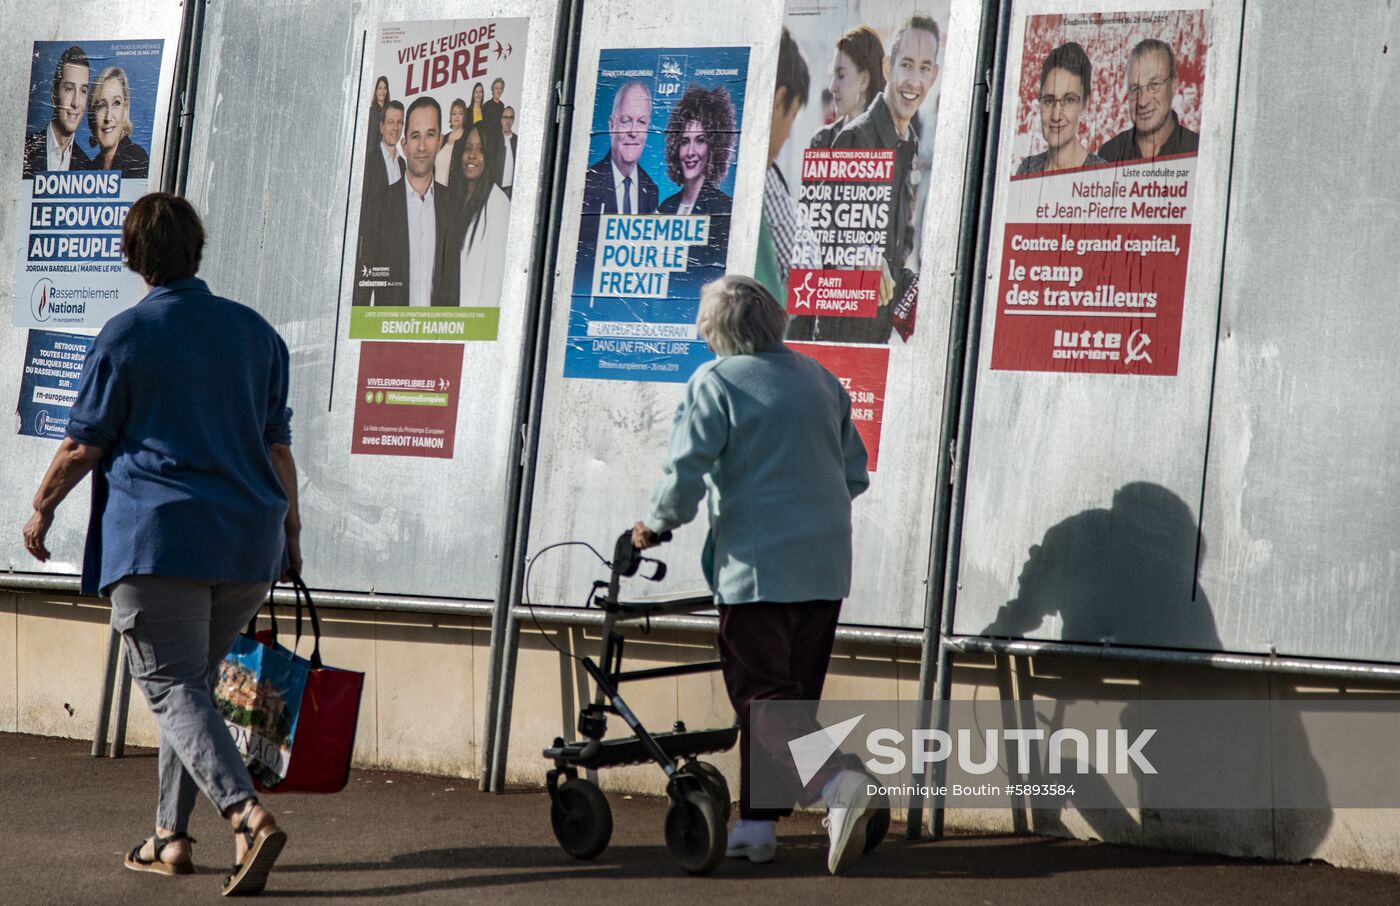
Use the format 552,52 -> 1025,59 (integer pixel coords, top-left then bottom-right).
631,275 -> 873,875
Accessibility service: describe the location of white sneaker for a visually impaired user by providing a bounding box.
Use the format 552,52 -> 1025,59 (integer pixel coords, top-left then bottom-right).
822,769 -> 873,875
725,819 -> 777,863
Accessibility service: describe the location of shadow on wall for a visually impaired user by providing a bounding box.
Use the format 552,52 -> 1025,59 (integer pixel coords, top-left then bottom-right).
983,481 -> 1219,650
976,482 -> 1332,860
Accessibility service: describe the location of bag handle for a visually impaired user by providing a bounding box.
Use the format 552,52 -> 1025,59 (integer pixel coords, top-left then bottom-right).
290,570 -> 323,669
247,589 -> 278,645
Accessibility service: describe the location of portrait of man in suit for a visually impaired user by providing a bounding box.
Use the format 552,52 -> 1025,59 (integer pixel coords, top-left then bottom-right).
363,99 -> 405,203
498,106 -> 517,199
353,96 -> 456,306
575,79 -> 658,294
583,80 -> 658,216
23,45 -> 91,179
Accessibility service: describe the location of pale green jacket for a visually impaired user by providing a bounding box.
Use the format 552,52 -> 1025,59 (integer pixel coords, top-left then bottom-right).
645,345 -> 869,604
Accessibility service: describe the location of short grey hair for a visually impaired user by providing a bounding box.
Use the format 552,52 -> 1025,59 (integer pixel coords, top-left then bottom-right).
611,80 -> 652,117
696,275 -> 788,356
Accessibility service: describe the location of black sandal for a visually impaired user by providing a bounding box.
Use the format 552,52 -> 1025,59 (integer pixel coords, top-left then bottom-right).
124,831 -> 196,876
221,801 -> 287,897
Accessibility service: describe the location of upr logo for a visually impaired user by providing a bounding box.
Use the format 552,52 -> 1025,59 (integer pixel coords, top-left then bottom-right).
657,55 -> 686,96
31,279 -> 55,322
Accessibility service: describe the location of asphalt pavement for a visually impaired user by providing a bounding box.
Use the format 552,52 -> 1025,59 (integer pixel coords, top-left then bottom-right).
4,732 -> 1400,904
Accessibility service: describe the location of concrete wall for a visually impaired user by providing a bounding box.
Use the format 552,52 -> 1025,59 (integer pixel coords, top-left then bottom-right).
9,590 -> 1400,874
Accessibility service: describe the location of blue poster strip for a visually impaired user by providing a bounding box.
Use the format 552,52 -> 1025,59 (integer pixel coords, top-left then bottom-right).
564,46 -> 750,382
16,328 -> 93,439
11,39 -> 165,330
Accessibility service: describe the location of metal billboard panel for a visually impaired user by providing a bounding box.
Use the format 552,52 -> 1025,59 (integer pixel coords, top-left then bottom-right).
1197,1 -> 1400,661
954,0 -> 1244,649
525,0 -> 986,629
184,0 -> 563,600
0,0 -> 185,578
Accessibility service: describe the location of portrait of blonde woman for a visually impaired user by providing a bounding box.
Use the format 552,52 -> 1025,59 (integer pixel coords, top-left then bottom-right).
84,66 -> 148,178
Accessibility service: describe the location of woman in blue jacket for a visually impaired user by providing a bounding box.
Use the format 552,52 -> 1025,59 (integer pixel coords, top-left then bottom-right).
23,194 -> 297,895
632,275 -> 873,875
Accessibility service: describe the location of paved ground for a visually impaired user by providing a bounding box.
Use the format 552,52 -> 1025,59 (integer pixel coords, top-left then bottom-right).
6,733 -> 1400,904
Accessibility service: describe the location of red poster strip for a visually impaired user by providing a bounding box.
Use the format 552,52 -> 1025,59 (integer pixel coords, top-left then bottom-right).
351,342 -> 464,458
991,222 -> 1191,375
789,342 -> 890,471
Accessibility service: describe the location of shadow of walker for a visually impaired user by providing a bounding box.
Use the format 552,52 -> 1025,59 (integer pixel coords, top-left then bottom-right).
977,482 -> 1331,859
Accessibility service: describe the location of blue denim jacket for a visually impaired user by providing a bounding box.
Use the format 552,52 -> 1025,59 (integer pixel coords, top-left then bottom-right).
66,277 -> 292,596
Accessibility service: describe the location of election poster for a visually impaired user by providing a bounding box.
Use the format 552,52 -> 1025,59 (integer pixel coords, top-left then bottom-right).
759,2 -> 951,468
789,341 -> 888,470
349,18 -> 528,341
16,329 -> 92,439
351,342 -> 464,458
563,46 -> 751,382
11,39 -> 165,330
990,9 -> 1210,375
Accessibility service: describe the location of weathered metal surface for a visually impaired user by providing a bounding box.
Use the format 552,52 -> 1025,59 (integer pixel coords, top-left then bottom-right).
524,0 -> 984,629
1196,1 -> 1400,660
183,0 -> 563,600
953,0 -> 1246,649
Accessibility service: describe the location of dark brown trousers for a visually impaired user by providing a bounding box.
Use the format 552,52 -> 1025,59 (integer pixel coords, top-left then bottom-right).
717,600 -> 843,821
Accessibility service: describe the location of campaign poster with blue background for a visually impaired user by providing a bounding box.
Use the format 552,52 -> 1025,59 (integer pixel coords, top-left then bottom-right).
16,329 -> 92,439
11,39 -> 165,330
564,46 -> 750,382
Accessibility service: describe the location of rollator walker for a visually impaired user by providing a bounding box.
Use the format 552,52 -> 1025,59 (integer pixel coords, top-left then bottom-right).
542,530 -> 888,875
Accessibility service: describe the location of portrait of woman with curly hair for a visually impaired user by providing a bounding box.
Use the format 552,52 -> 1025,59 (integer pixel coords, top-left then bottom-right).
659,84 -> 735,217
659,84 -> 736,278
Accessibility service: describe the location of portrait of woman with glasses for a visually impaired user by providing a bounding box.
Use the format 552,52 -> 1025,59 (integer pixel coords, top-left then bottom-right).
1016,41 -> 1103,175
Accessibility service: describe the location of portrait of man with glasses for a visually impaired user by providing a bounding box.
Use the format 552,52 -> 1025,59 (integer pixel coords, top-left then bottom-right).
1097,37 -> 1200,163
1016,41 -> 1105,175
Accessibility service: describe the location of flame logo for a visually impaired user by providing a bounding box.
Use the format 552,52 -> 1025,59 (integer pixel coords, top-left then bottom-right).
30,279 -> 55,322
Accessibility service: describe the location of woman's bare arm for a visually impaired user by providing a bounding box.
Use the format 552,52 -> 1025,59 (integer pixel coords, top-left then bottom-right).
24,437 -> 104,561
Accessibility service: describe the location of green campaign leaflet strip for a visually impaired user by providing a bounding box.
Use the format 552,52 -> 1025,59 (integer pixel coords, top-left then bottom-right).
350,307 -> 500,341
385,391 -> 449,406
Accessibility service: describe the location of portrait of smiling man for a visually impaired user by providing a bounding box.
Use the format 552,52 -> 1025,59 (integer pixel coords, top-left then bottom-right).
24,45 -> 91,178
1097,37 -> 1201,163
354,96 -> 455,307
583,79 -> 659,216
817,13 -> 940,344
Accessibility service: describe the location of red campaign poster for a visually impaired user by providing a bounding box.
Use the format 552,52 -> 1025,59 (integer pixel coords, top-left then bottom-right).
760,4 -> 952,349
790,342 -> 889,470
991,9 -> 1211,376
785,148 -> 894,324
992,221 -> 1191,374
351,342 -> 464,458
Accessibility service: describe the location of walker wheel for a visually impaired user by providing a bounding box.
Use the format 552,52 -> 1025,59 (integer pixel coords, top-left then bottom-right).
550,777 -> 613,860
676,760 -> 732,823
664,790 -> 726,875
864,806 -> 890,852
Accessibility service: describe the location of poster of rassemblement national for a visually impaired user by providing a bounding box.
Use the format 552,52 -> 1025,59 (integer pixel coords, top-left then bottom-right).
16,329 -> 92,439
563,46 -> 750,382
11,39 -> 164,330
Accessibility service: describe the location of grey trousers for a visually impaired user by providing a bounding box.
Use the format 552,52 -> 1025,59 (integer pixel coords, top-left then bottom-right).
111,576 -> 270,832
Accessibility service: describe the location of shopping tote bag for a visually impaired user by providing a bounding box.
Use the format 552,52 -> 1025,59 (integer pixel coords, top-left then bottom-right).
215,623 -> 309,789
250,573 -> 365,794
